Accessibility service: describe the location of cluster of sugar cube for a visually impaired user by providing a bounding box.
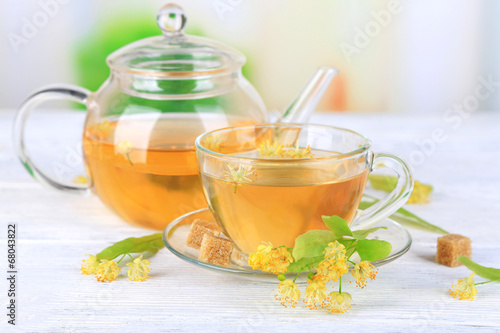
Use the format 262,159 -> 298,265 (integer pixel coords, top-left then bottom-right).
436,234 -> 471,267
185,219 -> 234,267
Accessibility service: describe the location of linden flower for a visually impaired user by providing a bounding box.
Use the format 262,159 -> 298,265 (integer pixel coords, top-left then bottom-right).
325,291 -> 352,314
275,279 -> 301,308
316,241 -> 348,282
73,175 -> 88,185
116,141 -> 134,165
266,247 -> 294,275
116,141 -> 133,155
407,181 -> 433,204
351,261 -> 378,288
126,255 -> 151,282
248,243 -> 293,275
450,273 -> 477,301
87,120 -> 113,140
248,242 -> 273,271
303,279 -> 328,310
204,135 -> 223,152
81,254 -> 99,275
258,140 -> 283,157
95,260 -> 121,282
224,163 -> 256,193
281,142 -> 314,159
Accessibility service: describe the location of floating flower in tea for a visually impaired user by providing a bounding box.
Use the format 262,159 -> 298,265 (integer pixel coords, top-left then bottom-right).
281,142 -> 314,159
224,163 -> 256,193
258,140 -> 283,157
115,141 -> 134,165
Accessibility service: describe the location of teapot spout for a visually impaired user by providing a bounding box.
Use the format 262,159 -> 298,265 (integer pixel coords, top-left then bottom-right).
279,66 -> 338,123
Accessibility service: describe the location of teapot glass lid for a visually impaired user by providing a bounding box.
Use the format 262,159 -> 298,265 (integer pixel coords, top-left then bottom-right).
107,4 -> 245,78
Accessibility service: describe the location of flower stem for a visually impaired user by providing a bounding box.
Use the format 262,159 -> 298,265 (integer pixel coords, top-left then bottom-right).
339,276 -> 342,293
126,253 -> 135,261
475,279 -> 500,286
116,253 -> 127,264
126,153 -> 133,166
347,259 -> 357,266
233,186 -> 237,194
293,272 -> 300,283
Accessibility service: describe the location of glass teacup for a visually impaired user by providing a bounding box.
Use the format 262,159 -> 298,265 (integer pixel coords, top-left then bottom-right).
195,123 -> 413,254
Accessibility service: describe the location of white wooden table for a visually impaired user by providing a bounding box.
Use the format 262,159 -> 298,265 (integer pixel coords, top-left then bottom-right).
1,109 -> 499,332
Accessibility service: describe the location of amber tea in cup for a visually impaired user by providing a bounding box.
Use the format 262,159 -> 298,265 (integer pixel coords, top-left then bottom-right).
196,124 -> 413,254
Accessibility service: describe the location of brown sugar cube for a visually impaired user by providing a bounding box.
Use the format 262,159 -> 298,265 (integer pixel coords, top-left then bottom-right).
198,234 -> 234,267
436,234 -> 472,267
186,219 -> 221,249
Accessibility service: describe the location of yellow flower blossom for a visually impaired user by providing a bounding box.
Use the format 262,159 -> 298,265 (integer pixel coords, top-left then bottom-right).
325,291 -> 352,313
351,261 -> 378,288
81,254 -> 99,275
281,142 -> 314,159
116,141 -> 134,165
116,141 -> 133,155
275,279 -> 301,308
315,241 -> 348,282
204,135 -> 223,152
87,120 -> 113,140
259,140 -> 283,157
303,279 -> 328,310
73,175 -> 88,185
95,260 -> 121,282
450,273 -> 477,301
248,242 -> 273,270
126,255 -> 151,282
224,163 -> 256,192
407,181 -> 433,204
248,243 -> 293,275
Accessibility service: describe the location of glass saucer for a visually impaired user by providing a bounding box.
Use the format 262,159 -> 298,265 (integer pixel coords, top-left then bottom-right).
162,208 -> 412,284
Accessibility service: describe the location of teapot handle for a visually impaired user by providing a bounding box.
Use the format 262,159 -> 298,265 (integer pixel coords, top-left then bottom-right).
13,84 -> 91,196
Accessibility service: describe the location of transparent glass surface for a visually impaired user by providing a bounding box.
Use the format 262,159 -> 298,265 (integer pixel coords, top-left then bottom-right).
163,207 -> 412,284
195,123 -> 412,254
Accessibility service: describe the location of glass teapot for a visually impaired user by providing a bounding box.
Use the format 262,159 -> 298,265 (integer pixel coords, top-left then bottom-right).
13,3 -> 337,229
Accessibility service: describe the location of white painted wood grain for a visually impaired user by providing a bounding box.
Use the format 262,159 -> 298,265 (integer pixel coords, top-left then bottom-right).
0,109 -> 499,333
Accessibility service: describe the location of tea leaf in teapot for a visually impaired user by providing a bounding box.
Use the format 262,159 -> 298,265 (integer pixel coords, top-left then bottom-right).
96,233 -> 164,261
352,227 -> 388,240
458,256 -> 500,281
322,215 -> 353,238
355,239 -> 392,262
292,230 -> 337,261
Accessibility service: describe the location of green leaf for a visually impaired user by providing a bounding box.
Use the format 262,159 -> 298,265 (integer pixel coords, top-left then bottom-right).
368,174 -> 398,192
286,256 -> 324,273
322,215 -> 353,238
292,230 -> 337,261
355,239 -> 392,261
458,256 -> 500,280
352,227 -> 387,240
96,233 -> 164,261
337,238 -> 358,258
359,198 -> 448,234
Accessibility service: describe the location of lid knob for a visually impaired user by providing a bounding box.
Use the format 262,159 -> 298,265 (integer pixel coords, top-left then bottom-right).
157,3 -> 186,37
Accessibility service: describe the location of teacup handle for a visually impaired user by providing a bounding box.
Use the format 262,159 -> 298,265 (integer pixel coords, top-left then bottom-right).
351,152 -> 414,231
13,84 -> 91,196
